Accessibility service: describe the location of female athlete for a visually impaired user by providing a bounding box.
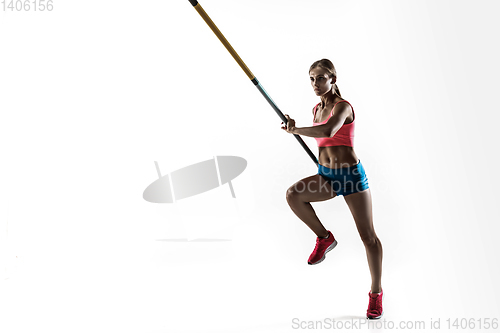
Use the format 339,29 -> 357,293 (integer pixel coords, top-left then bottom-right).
281,59 -> 384,319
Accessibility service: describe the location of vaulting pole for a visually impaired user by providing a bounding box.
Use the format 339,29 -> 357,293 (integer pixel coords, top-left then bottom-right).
187,0 -> 319,167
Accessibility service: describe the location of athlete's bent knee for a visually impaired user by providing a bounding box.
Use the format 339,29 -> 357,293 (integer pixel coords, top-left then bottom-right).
286,186 -> 299,202
361,234 -> 379,247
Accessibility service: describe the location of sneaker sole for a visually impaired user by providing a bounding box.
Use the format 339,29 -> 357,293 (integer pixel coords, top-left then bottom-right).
308,240 -> 338,265
367,311 -> 384,320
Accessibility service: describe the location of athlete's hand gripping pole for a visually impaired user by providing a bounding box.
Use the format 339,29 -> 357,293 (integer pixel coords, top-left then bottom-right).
188,0 -> 319,167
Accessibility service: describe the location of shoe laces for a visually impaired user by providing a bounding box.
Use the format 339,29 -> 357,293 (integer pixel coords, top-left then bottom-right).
368,293 -> 382,313
313,236 -> 323,250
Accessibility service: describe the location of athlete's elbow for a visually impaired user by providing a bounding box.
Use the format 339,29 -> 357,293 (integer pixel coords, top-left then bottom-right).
322,125 -> 335,138
326,129 -> 337,138
320,127 -> 332,138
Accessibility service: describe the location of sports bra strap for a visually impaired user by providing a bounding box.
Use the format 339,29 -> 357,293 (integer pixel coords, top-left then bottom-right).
313,103 -> 321,118
314,100 -> 353,119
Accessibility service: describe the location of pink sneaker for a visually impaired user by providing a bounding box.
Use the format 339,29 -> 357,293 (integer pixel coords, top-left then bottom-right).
366,289 -> 384,319
308,230 -> 337,265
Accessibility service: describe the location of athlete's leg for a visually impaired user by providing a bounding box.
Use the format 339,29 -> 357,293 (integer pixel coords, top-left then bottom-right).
286,174 -> 337,238
343,188 -> 383,293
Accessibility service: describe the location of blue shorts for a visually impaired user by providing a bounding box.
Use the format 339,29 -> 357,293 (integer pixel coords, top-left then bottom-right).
317,159 -> 370,197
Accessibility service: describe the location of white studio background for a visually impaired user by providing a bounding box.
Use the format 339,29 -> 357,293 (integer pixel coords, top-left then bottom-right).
1,0 -> 499,332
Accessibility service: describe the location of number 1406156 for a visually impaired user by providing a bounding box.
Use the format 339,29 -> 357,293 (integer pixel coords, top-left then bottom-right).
2,0 -> 53,11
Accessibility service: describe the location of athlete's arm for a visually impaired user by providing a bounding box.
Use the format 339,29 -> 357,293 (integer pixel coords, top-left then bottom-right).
292,103 -> 350,138
282,114 -> 326,137
292,124 -> 331,138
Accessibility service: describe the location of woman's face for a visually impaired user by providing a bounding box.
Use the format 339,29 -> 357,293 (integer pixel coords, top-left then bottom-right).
309,67 -> 335,96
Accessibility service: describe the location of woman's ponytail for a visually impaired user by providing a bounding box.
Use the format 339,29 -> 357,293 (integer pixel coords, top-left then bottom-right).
333,83 -> 342,97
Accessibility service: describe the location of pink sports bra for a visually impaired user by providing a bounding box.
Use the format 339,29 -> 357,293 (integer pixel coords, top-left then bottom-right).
312,100 -> 355,147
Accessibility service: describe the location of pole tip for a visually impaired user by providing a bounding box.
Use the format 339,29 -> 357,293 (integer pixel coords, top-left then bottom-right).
188,0 -> 198,6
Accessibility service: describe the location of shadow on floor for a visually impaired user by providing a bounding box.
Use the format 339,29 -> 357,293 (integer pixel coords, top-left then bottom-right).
332,315 -> 368,320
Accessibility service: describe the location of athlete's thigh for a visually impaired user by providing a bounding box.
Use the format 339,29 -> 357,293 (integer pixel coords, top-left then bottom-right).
343,188 -> 375,239
287,174 -> 337,202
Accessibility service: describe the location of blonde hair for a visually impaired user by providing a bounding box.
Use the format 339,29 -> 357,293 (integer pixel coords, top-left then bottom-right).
309,59 -> 341,97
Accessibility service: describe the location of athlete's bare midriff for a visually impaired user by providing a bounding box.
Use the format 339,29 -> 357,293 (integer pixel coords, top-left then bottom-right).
318,146 -> 359,169
314,98 -> 359,169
